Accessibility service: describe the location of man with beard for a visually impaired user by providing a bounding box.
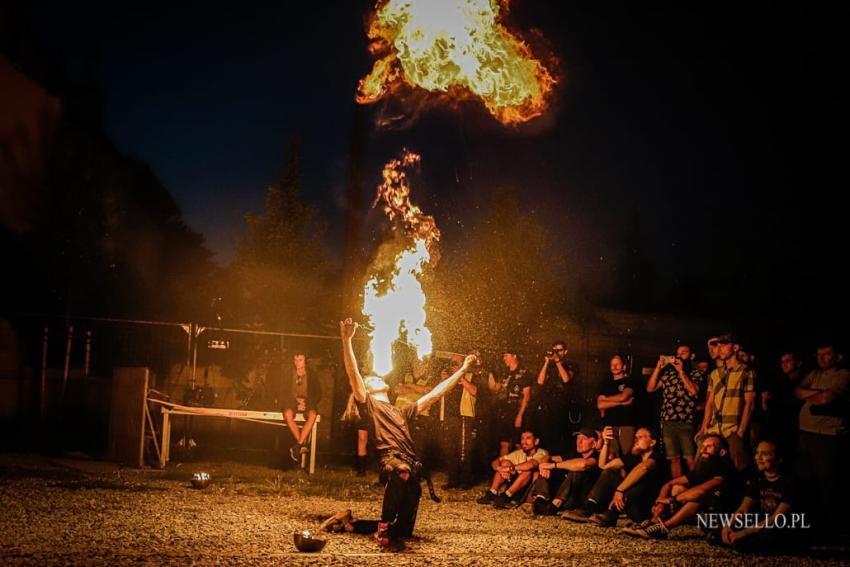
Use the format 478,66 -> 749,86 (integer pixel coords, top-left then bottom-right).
623,434 -> 736,539
339,319 -> 476,548
477,430 -> 549,508
646,345 -> 705,478
527,427 -> 600,516
562,426 -> 659,527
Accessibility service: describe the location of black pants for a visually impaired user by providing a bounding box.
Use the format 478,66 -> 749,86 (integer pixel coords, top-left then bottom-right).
445,416 -> 475,487
380,453 -> 423,539
586,468 -> 655,522
531,468 -> 599,510
796,430 -> 848,531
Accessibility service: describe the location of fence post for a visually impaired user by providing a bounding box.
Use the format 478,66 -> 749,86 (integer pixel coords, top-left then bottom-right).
63,324 -> 73,396
41,327 -> 48,419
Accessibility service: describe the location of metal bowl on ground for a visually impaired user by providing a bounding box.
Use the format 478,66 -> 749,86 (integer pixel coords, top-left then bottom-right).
190,472 -> 210,489
293,530 -> 327,552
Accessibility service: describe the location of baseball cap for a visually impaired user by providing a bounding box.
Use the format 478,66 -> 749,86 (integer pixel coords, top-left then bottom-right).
573,427 -> 599,439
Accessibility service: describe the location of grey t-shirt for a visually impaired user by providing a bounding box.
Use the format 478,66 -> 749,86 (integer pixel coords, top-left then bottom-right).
361,395 -> 419,461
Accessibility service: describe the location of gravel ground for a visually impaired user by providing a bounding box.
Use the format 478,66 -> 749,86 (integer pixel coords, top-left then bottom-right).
0,454 -> 845,566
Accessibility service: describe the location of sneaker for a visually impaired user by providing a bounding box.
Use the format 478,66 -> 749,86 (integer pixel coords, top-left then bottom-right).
533,499 -> 559,517
476,491 -> 497,505
626,521 -> 669,539
624,518 -> 653,530
561,508 -> 593,523
374,521 -> 391,547
589,512 -> 617,527
492,493 -> 518,508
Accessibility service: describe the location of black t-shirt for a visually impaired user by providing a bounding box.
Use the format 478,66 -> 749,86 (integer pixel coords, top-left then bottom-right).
600,376 -> 636,426
534,362 -> 574,412
745,472 -> 795,515
360,395 -> 419,461
687,454 -> 735,487
497,367 -> 532,406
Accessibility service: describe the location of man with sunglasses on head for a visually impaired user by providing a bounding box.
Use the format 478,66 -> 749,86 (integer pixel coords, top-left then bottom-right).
696,333 -> 756,471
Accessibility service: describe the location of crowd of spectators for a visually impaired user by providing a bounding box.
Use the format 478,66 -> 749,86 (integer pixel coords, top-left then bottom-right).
349,334 -> 849,554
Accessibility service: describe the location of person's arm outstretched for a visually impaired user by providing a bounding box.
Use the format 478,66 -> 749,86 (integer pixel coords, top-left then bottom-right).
340,319 -> 367,403
417,355 -> 477,413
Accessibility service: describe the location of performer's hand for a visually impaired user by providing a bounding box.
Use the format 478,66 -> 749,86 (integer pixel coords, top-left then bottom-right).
340,318 -> 358,339
462,354 -> 477,370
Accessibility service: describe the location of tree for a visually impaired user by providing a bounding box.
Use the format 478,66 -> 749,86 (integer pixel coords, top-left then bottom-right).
225,134 -> 333,330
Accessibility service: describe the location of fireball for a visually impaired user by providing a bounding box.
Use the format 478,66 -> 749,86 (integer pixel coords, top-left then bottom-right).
357,0 -> 557,125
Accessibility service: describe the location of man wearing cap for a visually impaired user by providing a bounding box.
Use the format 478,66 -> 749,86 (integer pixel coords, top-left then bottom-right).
696,333 -> 756,471
490,349 -> 532,457
562,426 -> 659,526
340,319 -> 476,548
528,427 -> 601,516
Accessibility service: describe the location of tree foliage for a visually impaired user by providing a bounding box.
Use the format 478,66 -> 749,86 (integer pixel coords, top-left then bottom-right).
224,135 -> 334,331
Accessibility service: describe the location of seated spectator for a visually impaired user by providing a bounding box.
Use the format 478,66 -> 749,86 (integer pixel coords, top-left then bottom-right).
477,430 -> 549,509
622,434 -> 737,539
596,355 -> 636,456
715,439 -> 804,554
562,426 -> 658,527
527,427 -> 601,516
281,352 -> 322,462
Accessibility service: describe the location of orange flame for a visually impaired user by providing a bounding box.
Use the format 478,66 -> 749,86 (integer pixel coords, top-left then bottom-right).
357,0 -> 557,125
363,150 -> 438,376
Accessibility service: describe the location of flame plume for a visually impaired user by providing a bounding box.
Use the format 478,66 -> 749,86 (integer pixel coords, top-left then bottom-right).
363,150 -> 438,377
357,0 -> 557,125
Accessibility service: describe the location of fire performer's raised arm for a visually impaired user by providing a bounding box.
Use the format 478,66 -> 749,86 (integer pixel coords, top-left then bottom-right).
340,319 -> 367,403
417,354 -> 477,413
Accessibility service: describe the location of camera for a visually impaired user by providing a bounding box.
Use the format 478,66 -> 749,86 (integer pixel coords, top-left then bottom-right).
546,350 -> 554,356
662,355 -> 676,364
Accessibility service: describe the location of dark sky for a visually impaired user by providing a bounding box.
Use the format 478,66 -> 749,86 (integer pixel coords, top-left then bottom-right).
34,2 -> 846,318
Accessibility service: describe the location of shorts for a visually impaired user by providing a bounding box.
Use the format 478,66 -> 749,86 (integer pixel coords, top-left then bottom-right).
662,421 -> 696,459
495,405 -> 521,444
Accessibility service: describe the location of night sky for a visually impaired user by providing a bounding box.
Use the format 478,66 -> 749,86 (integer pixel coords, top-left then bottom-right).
32,2 -> 846,322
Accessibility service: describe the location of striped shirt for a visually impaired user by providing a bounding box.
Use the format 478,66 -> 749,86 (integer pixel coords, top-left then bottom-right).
707,363 -> 756,437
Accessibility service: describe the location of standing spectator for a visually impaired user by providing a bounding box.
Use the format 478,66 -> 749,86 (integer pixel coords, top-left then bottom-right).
696,333 -> 756,471
443,355 -> 479,489
596,355 -> 636,456
529,427 -> 601,516
281,352 -> 322,462
531,340 -> 574,454
646,345 -> 705,478
477,430 -> 549,508
490,350 -> 532,457
794,342 -> 849,533
764,350 -> 805,458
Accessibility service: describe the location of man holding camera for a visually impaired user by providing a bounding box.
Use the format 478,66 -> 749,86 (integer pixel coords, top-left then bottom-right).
532,341 -> 574,454
646,345 -> 705,479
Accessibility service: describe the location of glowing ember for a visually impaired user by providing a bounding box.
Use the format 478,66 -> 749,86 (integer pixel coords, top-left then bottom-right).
357,0 -> 557,125
363,150 -> 439,377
